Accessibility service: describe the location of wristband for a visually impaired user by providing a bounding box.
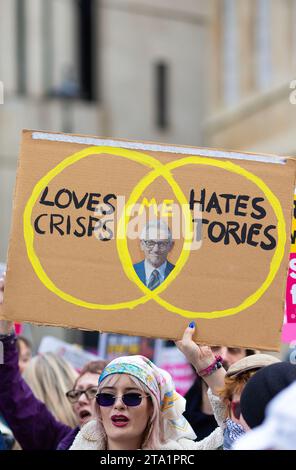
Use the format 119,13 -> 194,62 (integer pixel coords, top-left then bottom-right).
197,355 -> 223,377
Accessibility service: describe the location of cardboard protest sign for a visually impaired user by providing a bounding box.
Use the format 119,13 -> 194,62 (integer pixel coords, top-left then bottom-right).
2,129 -> 296,350
286,193 -> 296,324
38,336 -> 100,372
98,333 -> 155,362
283,193 -> 296,343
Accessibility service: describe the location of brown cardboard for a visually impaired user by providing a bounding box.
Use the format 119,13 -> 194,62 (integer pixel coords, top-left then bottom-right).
2,129 -> 296,351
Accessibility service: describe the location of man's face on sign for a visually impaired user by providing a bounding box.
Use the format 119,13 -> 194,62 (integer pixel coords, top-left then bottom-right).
140,227 -> 174,268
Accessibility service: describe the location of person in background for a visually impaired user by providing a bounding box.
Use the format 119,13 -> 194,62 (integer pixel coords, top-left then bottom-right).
16,336 -> 32,374
184,346 -> 255,440
23,352 -> 79,428
0,274 -> 107,449
217,353 -> 280,449
212,347 -> 255,368
66,360 -> 108,428
233,381 -> 296,450
239,361 -> 296,431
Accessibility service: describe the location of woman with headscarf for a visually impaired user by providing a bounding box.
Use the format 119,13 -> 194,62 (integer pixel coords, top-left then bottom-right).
70,324 -> 227,450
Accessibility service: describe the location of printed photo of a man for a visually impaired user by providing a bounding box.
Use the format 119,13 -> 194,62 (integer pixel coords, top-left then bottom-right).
133,220 -> 175,290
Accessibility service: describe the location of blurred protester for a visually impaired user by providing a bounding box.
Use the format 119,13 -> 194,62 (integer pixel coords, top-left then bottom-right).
218,354 -> 280,449
239,361 -> 296,430
212,347 -> 256,369
23,353 -> 78,428
0,323 -> 106,449
0,275 -> 107,449
66,360 -> 108,428
184,346 -> 255,440
16,336 -> 32,374
234,381 -> 296,450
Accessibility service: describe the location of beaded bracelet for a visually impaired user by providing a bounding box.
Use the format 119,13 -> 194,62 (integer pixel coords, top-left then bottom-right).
197,355 -> 223,377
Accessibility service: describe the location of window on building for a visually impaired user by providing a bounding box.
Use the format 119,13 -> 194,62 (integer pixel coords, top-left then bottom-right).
16,0 -> 27,94
289,0 -> 296,70
222,0 -> 239,106
155,62 -> 169,130
0,81 -> 3,104
76,0 -> 96,101
42,0 -> 53,95
255,0 -> 272,90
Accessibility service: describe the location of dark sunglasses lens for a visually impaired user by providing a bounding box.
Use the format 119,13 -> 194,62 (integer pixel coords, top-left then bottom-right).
122,393 -> 142,406
96,393 -> 115,407
96,393 -> 143,407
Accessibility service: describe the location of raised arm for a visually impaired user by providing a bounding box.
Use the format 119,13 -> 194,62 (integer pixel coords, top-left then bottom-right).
0,275 -> 72,449
175,322 -> 226,395
0,275 -> 14,335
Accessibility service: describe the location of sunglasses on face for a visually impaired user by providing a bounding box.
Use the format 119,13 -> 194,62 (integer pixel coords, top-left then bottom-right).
231,401 -> 241,420
96,392 -> 149,407
66,386 -> 98,404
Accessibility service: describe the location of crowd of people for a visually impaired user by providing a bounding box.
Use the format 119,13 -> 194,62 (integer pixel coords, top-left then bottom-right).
0,270 -> 296,450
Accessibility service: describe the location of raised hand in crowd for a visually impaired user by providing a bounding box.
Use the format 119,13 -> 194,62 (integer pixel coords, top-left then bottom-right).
0,273 -> 14,336
175,322 -> 226,395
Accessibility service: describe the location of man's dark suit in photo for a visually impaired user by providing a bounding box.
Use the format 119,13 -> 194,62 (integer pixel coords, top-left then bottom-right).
133,222 -> 175,290
133,259 -> 175,288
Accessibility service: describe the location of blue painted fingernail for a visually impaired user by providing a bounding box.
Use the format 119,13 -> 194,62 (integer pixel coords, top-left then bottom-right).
189,322 -> 195,329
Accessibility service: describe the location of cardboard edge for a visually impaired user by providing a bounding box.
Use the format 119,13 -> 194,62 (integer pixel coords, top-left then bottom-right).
2,130 -> 28,319
0,313 -> 280,351
27,128 -> 293,163
275,160 -> 296,348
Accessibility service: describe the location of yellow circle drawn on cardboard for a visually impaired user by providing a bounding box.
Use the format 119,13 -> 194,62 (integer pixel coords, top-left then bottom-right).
23,147 -> 286,319
118,156 -> 286,318
23,146 -> 192,311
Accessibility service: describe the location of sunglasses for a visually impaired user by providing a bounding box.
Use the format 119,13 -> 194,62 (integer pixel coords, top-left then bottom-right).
66,386 -> 98,404
96,392 -> 149,407
231,401 -> 241,420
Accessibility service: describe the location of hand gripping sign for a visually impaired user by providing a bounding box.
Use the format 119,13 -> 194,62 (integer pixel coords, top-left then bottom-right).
2,130 -> 296,350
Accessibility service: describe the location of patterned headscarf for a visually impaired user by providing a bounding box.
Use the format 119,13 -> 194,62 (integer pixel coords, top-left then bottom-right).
98,355 -> 196,442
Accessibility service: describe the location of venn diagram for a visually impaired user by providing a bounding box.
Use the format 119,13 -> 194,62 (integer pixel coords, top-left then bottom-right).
23,146 -> 285,319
